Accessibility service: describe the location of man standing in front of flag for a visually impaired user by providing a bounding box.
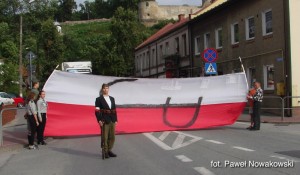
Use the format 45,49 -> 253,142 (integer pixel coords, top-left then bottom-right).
247,82 -> 263,131
95,83 -> 118,159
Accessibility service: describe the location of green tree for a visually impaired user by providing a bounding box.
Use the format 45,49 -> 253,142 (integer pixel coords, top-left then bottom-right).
57,0 -> 77,21
39,19 -> 64,82
109,7 -> 147,76
0,62 -> 19,92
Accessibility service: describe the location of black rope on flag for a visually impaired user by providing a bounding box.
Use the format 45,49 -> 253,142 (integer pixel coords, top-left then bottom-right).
163,97 -> 203,128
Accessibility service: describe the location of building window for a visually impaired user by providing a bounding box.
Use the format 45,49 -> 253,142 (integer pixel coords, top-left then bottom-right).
204,32 -> 210,49
182,34 -> 187,56
246,16 -> 255,40
194,36 -> 201,55
247,67 -> 256,88
231,22 -> 239,44
215,28 -> 222,49
263,65 -> 275,90
175,37 -> 179,54
143,53 -> 146,69
146,51 -> 150,68
152,49 -> 156,67
159,45 -> 163,63
262,9 -> 272,36
165,42 -> 169,55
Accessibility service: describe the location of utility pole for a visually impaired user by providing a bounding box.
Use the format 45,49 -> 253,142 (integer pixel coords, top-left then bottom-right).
19,15 -> 23,97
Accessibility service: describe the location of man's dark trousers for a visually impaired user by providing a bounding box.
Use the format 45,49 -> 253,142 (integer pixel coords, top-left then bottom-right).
253,101 -> 261,130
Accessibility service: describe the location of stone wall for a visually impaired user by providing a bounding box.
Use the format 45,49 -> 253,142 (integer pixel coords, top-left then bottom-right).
138,1 -> 201,26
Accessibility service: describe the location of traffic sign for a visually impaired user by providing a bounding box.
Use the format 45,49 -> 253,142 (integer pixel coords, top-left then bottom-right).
205,63 -> 217,75
25,51 -> 36,60
202,48 -> 218,63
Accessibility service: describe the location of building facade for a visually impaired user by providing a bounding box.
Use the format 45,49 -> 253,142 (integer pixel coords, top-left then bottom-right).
135,14 -> 190,78
135,0 -> 299,112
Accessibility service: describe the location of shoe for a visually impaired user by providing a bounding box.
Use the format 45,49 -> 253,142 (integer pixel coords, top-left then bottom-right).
28,145 -> 37,150
246,126 -> 252,130
41,141 -> 47,145
249,128 -> 259,131
108,151 -> 117,157
105,153 -> 110,158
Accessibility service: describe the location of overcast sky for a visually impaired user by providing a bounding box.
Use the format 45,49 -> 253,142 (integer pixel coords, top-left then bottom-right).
76,0 -> 201,6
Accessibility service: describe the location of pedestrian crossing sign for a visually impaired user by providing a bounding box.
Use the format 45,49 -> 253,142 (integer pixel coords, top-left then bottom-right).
205,63 -> 217,75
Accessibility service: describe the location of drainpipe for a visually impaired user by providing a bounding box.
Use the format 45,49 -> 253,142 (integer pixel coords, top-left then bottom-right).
188,16 -> 193,77
283,0 -> 292,117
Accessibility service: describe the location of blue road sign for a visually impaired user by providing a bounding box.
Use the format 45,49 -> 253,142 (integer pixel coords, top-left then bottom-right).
202,48 -> 218,63
205,63 -> 217,75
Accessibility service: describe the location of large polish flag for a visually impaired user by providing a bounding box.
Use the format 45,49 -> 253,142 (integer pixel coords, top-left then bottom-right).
43,70 -> 248,136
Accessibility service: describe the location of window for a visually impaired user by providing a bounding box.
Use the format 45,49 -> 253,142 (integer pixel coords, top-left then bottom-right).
231,22 -> 239,44
140,55 -> 143,72
165,42 -> 169,55
262,9 -> 272,36
247,67 -> 256,88
146,51 -> 150,68
194,36 -> 201,55
159,45 -> 163,63
143,53 -> 147,69
152,49 -> 156,67
245,16 -> 255,40
263,65 -> 275,90
204,32 -> 211,49
182,34 -> 187,56
175,37 -> 179,54
215,28 -> 222,49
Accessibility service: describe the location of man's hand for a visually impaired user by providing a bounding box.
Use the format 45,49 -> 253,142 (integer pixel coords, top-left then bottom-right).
99,121 -> 103,126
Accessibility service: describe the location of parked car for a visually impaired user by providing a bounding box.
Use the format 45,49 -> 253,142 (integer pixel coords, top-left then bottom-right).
6,93 -> 25,107
0,92 -> 15,106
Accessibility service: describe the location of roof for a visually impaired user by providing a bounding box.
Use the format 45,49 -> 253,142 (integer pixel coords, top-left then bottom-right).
190,0 -> 230,19
135,17 -> 189,51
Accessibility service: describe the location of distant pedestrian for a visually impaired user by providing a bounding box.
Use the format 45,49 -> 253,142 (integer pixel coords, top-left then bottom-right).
31,82 -> 39,101
26,92 -> 39,149
37,90 -> 48,145
247,82 -> 263,131
95,83 -> 118,159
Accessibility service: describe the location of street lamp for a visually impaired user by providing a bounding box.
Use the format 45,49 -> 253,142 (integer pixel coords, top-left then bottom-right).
19,0 -> 35,97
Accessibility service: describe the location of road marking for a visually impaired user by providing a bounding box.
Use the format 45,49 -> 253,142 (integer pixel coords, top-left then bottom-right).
144,133 -> 172,150
159,131 -> 171,141
194,167 -> 215,175
270,155 -> 300,163
172,134 -> 185,148
233,146 -> 255,152
205,140 -> 225,144
175,155 -> 193,162
143,131 -> 202,150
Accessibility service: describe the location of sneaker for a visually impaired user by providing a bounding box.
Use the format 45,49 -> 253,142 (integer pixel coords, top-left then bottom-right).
28,145 -> 36,150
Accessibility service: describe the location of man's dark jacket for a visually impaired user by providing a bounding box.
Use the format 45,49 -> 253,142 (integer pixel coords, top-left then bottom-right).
95,95 -> 118,123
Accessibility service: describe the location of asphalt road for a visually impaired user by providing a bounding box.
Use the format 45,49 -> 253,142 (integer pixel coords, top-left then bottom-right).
1,120 -> 300,175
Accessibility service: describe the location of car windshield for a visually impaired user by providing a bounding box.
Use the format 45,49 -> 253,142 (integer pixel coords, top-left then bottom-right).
0,92 -> 11,98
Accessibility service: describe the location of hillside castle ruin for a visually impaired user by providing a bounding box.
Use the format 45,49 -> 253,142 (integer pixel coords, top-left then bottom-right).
138,0 -> 213,26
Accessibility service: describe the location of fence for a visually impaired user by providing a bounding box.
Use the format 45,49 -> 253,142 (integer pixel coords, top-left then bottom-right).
246,96 -> 300,121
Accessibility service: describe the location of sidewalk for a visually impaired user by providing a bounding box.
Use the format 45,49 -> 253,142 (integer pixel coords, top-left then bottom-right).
1,111 -> 300,152
237,112 -> 300,124
1,111 -> 27,152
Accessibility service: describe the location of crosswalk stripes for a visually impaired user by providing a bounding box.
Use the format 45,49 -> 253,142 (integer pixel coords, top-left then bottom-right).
143,131 -> 202,150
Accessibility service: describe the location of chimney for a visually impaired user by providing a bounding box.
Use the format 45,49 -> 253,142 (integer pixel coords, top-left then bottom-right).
178,14 -> 185,21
